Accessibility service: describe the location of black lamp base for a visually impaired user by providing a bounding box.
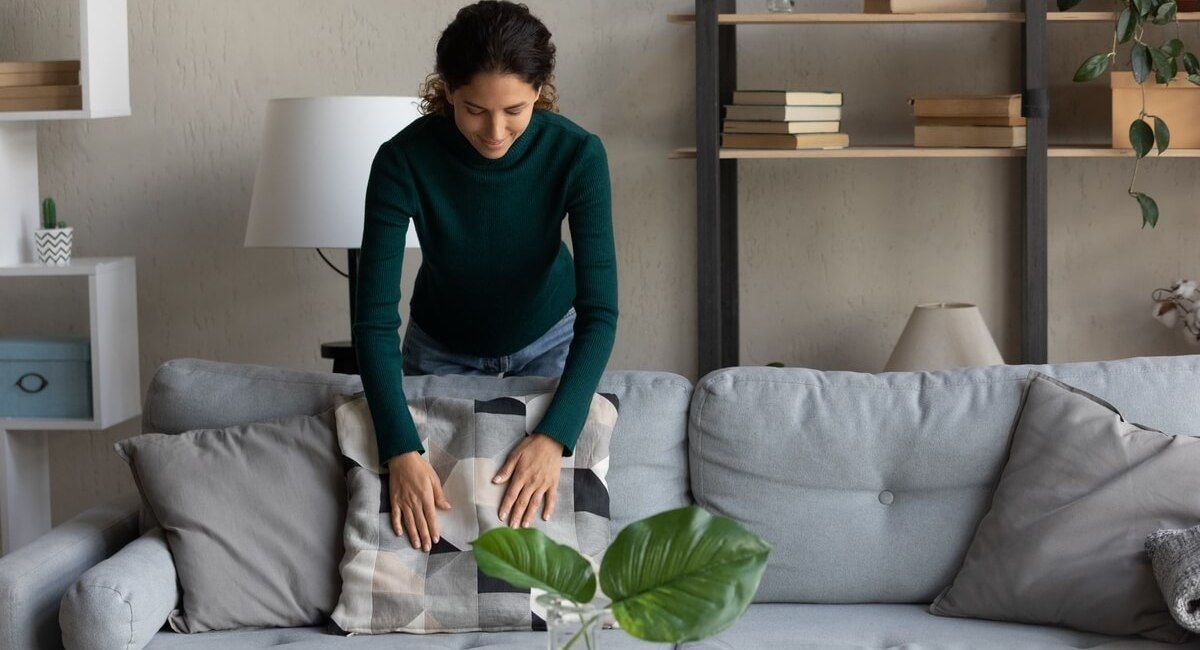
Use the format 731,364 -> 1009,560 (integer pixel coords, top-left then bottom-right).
322,340 -> 358,375
327,248 -> 360,375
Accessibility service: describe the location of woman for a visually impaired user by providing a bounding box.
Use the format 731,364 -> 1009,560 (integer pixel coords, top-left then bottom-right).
352,1 -> 618,553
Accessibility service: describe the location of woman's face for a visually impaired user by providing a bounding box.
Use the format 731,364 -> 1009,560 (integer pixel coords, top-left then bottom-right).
447,71 -> 540,159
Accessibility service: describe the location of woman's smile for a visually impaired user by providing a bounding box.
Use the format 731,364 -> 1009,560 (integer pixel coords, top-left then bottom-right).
479,135 -> 509,150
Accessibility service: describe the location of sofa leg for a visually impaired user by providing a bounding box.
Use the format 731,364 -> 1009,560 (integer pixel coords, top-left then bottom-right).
0,428 -> 51,556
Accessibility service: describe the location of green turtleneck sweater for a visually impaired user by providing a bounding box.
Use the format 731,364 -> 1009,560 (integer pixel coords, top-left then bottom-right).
352,108 -> 618,464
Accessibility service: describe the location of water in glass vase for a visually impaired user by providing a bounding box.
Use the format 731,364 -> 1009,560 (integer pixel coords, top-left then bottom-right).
537,593 -> 613,650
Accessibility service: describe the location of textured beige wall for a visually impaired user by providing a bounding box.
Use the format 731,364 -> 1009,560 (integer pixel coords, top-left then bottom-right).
0,0 -> 1198,528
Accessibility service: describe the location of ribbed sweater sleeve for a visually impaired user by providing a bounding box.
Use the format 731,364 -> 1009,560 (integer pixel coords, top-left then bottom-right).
352,142 -> 424,463
530,134 -> 619,455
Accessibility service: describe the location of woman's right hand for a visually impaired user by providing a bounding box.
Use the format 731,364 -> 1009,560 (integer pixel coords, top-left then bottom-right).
387,451 -> 452,551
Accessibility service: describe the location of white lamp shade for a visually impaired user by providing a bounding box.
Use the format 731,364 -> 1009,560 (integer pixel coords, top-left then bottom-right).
884,302 -> 1004,372
245,96 -> 422,249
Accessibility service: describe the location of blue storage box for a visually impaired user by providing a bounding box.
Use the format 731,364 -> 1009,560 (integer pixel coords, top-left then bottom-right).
0,337 -> 93,419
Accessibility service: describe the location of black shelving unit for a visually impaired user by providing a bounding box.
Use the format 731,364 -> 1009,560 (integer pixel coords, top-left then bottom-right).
689,0 -> 1049,376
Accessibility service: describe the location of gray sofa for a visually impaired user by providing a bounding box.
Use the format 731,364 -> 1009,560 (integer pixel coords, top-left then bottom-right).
3,354 -> 1200,649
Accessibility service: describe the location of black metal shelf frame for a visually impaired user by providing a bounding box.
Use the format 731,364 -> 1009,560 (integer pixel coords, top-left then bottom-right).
693,0 -> 1049,375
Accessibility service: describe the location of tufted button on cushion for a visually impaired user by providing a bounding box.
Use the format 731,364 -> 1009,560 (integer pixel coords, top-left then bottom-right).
878,490 -> 895,505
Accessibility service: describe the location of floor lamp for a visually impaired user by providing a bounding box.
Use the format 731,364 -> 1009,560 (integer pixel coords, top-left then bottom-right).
245,96 -> 421,374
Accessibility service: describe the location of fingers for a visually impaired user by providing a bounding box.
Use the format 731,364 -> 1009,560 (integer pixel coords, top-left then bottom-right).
498,476 -> 521,523
522,490 -> 544,528
411,500 -> 432,552
431,476 -> 451,510
508,482 -> 537,528
543,486 -> 557,521
422,487 -> 440,546
402,506 -> 421,550
391,500 -> 404,538
493,452 -> 519,485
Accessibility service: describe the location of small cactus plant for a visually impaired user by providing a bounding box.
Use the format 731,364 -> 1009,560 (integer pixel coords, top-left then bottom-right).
766,361 -> 785,368
41,197 -> 66,229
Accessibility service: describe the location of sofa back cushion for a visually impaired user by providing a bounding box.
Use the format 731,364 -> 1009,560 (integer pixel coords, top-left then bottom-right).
688,355 -> 1200,604
140,358 -> 693,535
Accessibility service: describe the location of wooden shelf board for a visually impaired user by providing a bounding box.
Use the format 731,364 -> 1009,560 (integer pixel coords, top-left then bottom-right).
1049,146 -> 1200,157
667,11 -> 1200,25
671,146 -> 1026,159
1048,11 -> 1200,21
668,12 -> 1025,24
671,146 -> 1200,159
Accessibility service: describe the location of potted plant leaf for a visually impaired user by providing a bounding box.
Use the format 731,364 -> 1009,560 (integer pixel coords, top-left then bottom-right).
471,504 -> 771,649
34,197 -> 73,265
1063,0 -> 1199,227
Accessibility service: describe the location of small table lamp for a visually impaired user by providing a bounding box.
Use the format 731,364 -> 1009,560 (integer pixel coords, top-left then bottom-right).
884,302 -> 1004,372
245,96 -> 422,374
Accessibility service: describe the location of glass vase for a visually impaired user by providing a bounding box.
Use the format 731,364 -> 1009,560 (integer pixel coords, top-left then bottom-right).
766,0 -> 796,11
537,593 -> 613,650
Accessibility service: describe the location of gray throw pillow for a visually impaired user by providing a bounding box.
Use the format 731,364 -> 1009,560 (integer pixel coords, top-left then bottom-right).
929,371 -> 1200,642
329,390 -> 617,634
113,406 -> 346,633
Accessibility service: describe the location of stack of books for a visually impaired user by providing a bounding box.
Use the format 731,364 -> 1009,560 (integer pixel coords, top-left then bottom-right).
722,90 -> 849,150
864,0 -> 987,12
912,94 -> 1026,148
0,60 -> 82,112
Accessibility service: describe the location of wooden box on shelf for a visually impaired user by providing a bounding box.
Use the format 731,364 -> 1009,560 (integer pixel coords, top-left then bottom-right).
0,60 -> 82,112
1112,71 -> 1200,149
864,0 -> 986,12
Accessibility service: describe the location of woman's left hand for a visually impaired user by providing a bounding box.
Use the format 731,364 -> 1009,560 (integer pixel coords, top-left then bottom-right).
492,432 -> 564,528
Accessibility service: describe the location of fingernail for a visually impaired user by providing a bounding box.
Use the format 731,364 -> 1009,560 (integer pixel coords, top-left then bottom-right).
434,536 -> 440,543
492,476 -> 501,483
499,511 -> 508,519
424,544 -> 430,552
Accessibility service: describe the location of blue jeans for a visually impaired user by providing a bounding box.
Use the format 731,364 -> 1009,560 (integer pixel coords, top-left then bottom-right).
402,307 -> 576,377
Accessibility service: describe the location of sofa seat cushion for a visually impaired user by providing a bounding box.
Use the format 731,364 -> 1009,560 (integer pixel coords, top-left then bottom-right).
679,604 -> 1200,650
144,627 -> 663,648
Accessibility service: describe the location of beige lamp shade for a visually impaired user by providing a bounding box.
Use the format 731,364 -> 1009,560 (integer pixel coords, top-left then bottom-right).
245,96 -> 421,249
884,302 -> 1004,372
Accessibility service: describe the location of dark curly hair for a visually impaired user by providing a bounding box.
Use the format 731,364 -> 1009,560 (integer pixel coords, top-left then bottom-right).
419,1 -> 559,116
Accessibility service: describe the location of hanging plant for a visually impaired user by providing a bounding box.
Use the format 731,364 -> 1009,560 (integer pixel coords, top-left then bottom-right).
1062,0 -> 1199,228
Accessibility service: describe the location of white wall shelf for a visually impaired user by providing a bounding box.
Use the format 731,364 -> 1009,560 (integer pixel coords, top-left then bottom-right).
1,256 -> 140,556
0,0 -> 131,266
0,0 -> 131,122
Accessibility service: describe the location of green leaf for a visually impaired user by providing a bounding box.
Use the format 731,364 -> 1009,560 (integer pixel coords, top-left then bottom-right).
1133,192 -> 1159,227
1057,0 -> 1085,9
600,506 -> 771,643
1167,38 -> 1185,57
471,527 -> 597,603
1135,0 -> 1155,16
1154,0 -> 1177,24
1133,43 -> 1153,82
1073,53 -> 1110,82
1130,118 -> 1155,157
1151,46 -> 1176,83
1185,52 -> 1200,75
1189,73 -> 1200,85
1154,116 -> 1171,152
1117,7 -> 1137,43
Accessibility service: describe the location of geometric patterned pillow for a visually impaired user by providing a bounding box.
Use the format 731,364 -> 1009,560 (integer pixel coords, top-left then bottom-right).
327,391 -> 618,635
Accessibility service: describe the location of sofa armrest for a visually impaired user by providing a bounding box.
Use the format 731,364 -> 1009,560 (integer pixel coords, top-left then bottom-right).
60,525 -> 178,650
0,493 -> 141,650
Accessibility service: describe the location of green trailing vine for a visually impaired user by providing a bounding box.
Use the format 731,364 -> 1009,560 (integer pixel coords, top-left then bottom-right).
1063,0 -> 1200,228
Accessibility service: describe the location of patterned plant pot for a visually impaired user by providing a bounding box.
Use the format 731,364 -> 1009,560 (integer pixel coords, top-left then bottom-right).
35,226 -> 74,265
